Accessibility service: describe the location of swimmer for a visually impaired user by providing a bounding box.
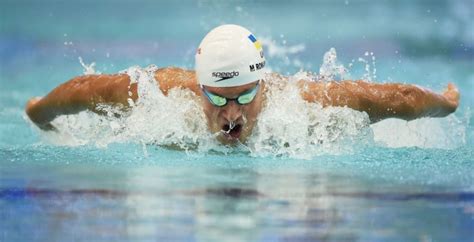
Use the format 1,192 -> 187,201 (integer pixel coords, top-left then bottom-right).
25,24 -> 460,145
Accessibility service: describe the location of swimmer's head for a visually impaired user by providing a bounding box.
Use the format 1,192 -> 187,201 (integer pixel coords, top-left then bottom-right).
195,24 -> 266,87
195,25 -> 266,144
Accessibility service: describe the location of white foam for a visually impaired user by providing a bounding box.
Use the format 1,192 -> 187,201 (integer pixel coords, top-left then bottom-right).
372,115 -> 467,149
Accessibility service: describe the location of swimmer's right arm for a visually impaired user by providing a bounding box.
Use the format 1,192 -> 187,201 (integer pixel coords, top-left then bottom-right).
25,74 -> 138,131
25,67 -> 199,131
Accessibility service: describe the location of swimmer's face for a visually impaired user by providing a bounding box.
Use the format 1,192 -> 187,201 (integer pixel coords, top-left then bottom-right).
200,81 -> 265,145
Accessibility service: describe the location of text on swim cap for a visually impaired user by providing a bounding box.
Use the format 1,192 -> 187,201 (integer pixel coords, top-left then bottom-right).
249,61 -> 265,72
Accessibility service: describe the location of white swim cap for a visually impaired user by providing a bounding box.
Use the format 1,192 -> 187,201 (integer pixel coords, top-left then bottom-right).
195,24 -> 266,87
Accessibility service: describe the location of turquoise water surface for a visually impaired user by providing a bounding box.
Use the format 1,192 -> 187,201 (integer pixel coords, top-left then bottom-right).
1,0 -> 473,241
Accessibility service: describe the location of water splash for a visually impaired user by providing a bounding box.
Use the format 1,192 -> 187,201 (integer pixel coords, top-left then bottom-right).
260,37 -> 306,58
319,48 -> 348,81
38,48 -> 467,158
317,48 -> 466,149
353,51 -> 377,82
42,64 -> 373,158
259,36 -> 307,71
48,65 -> 217,152
78,57 -> 98,75
371,114 -> 467,149
248,76 -> 372,159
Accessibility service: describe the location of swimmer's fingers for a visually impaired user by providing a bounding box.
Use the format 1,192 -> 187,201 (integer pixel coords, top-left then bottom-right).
442,83 -> 460,109
26,97 -> 42,111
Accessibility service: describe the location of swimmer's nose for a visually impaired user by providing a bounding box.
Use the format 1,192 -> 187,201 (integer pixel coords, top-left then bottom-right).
222,101 -> 242,122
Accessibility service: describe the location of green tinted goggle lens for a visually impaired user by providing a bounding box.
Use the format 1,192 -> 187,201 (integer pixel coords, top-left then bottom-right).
209,95 -> 227,106
237,89 -> 257,104
202,82 -> 260,107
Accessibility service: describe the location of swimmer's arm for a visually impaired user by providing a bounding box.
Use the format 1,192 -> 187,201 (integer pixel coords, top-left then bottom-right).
25,74 -> 138,131
25,67 -> 199,131
298,80 -> 459,123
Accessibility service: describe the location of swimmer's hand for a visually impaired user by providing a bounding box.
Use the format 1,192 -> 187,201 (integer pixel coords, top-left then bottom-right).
442,83 -> 460,113
26,97 -> 58,132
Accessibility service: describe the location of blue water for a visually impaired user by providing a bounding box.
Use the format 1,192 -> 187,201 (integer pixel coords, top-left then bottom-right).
1,0 -> 473,241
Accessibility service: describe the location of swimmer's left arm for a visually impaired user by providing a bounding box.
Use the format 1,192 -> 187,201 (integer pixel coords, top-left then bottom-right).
298,80 -> 460,123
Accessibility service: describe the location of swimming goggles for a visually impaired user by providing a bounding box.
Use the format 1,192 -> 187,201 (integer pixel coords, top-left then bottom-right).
201,81 -> 260,107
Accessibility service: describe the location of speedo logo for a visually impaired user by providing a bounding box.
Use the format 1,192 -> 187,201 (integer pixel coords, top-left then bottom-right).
212,71 -> 239,82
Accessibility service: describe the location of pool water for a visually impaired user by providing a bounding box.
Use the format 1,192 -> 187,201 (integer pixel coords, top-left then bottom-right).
1,0 -> 473,241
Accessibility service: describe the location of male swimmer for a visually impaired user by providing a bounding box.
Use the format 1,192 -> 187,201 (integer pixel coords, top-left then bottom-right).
26,25 -> 459,145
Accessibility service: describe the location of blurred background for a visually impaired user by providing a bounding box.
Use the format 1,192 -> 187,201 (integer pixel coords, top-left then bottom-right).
1,0 -> 473,89
1,1 -> 473,241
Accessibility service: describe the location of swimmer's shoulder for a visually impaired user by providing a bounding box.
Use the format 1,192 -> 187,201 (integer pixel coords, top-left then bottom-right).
154,67 -> 199,95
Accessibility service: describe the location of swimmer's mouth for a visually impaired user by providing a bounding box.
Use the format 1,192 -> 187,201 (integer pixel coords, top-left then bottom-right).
221,123 -> 243,139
